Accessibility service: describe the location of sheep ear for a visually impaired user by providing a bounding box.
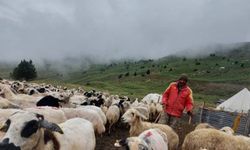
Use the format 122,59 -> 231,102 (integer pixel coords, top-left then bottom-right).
39,120 -> 64,134
134,110 -> 148,120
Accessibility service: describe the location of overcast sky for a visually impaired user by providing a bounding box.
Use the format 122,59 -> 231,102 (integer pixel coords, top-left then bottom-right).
0,0 -> 250,63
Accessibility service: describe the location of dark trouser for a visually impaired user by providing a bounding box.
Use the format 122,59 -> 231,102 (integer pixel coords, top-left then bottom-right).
159,112 -> 180,128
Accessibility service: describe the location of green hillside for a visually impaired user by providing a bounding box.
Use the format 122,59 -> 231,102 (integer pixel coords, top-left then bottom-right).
1,43 -> 250,105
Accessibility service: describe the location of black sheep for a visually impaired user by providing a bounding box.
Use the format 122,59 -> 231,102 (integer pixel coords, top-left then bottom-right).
36,95 -> 64,108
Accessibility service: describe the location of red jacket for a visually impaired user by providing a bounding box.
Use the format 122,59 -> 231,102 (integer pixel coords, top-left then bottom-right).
162,82 -> 193,117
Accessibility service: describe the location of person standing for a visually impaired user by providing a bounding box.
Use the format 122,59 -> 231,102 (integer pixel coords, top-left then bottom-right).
161,74 -> 194,127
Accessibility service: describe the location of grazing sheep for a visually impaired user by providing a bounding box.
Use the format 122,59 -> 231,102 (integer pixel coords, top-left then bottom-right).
122,108 -> 179,150
114,128 -> 168,150
0,111 -> 96,150
182,128 -> 250,150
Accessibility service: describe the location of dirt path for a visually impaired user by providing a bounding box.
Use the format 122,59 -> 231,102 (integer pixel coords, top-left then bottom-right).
96,121 -> 195,150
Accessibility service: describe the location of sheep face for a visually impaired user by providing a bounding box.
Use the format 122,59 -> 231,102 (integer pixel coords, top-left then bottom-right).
220,126 -> 234,135
114,137 -> 149,150
0,111 -> 63,150
122,109 -> 147,125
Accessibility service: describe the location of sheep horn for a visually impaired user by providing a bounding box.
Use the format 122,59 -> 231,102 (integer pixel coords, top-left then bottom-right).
39,120 -> 64,134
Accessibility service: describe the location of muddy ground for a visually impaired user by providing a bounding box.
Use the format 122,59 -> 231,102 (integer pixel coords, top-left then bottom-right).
96,120 -> 196,150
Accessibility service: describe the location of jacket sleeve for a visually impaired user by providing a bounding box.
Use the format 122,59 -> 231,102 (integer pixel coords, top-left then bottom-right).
185,89 -> 194,112
161,83 -> 172,105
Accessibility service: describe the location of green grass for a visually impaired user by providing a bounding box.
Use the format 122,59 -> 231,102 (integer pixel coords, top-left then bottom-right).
1,42 -> 250,106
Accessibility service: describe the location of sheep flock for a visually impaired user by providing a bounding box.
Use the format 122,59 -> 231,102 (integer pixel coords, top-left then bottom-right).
0,78 -> 249,150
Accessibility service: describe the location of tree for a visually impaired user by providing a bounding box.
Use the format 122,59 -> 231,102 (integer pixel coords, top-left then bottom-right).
118,74 -> 123,79
125,72 -> 130,77
146,69 -> 151,75
11,59 -> 37,81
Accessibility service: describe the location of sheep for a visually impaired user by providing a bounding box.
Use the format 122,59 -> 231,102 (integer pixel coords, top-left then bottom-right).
106,99 -> 131,134
0,111 -> 96,150
122,108 -> 179,150
182,128 -> 250,150
141,93 -> 162,104
195,123 -> 215,130
148,102 -> 157,121
0,97 -> 20,109
36,95 -> 65,108
24,107 -> 67,124
69,95 -> 87,106
101,105 -> 108,115
0,83 -> 41,107
220,126 -> 234,135
114,128 -> 168,150
106,104 -> 120,134
79,105 -> 107,125
0,109 -> 21,139
61,108 -> 105,134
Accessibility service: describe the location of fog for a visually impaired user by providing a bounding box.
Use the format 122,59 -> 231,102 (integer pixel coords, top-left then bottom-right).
0,0 -> 250,67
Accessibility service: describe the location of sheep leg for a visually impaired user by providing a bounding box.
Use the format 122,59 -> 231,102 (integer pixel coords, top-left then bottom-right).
108,122 -> 113,135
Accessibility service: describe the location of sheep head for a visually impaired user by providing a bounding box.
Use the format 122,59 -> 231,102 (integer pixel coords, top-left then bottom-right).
114,137 -> 149,150
0,111 -> 63,150
220,126 -> 234,135
122,108 -> 148,125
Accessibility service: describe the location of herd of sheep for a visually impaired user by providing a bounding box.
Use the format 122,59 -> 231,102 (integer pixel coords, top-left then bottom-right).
0,79 -> 249,150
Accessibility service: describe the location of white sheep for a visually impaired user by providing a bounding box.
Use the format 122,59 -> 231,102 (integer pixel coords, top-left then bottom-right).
195,123 -> 215,130
0,83 -> 41,107
122,108 -> 179,150
114,128 -> 168,150
24,107 -> 67,124
106,104 -> 120,134
141,93 -> 162,104
79,105 -> 107,125
0,108 -> 21,139
0,97 -> 20,109
0,111 -> 96,150
220,126 -> 235,135
61,108 -> 105,134
182,128 -> 250,150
